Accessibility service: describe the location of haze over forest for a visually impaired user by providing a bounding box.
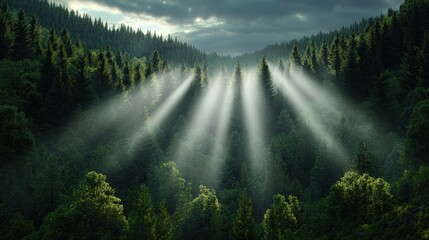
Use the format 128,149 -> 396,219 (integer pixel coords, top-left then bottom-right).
1,0 -> 429,239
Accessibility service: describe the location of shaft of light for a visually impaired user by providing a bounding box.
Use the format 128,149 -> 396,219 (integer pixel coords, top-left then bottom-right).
128,74 -> 195,150
241,70 -> 267,172
272,68 -> 349,163
204,78 -> 236,185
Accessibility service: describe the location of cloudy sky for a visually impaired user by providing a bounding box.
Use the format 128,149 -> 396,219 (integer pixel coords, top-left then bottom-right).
49,0 -> 403,56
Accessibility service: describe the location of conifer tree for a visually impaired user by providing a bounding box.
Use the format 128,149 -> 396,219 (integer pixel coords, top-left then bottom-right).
40,29 -> 58,97
232,191 -> 255,240
60,28 -> 74,58
73,51 -> 95,107
95,50 -> 113,98
122,59 -> 135,92
127,184 -> 156,240
329,34 -> 342,85
156,201 -> 175,240
29,14 -> 42,57
12,9 -> 31,60
289,43 -> 302,70
259,56 -> 276,101
353,142 -> 375,175
342,33 -> 361,100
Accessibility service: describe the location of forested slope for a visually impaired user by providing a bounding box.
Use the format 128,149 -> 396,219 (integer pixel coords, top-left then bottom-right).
0,0 -> 429,239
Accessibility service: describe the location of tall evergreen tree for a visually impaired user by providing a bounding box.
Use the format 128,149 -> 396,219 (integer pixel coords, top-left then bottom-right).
122,59 -> 135,92
127,184 -> 156,240
73,51 -> 95,107
259,56 -> 276,102
232,191 -> 255,240
329,34 -> 342,86
12,9 -> 31,60
356,32 -> 372,99
60,28 -> 74,58
156,201 -> 175,240
342,33 -> 361,100
146,50 -> 162,77
29,14 -> 42,57
353,142 -> 375,175
95,50 -> 114,98
39,29 -> 58,97
289,43 -> 302,70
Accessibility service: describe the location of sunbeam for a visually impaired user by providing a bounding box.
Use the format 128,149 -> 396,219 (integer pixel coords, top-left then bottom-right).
204,76 -> 236,186
126,74 -> 195,155
241,69 -> 268,174
271,65 -> 350,164
173,74 -> 226,187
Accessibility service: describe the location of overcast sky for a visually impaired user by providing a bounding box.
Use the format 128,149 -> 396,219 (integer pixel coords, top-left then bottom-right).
49,0 -> 404,56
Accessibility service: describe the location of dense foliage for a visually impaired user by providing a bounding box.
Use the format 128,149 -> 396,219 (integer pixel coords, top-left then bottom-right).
1,0 -> 429,239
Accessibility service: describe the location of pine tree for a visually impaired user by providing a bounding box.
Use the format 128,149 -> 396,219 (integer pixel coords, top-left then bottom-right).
357,32 -> 372,99
106,47 -> 122,92
329,34 -> 342,86
232,191 -> 255,240
43,45 -> 73,126
134,61 -> 145,87
156,201 -> 175,240
303,40 -> 318,75
122,59 -> 135,92
342,33 -> 361,100
259,56 -> 276,101
353,142 -> 375,175
60,28 -> 74,58
318,40 -> 329,67
146,50 -> 162,77
127,184 -> 156,240
73,51 -> 95,107
95,50 -> 114,98
39,30 -> 58,97
400,45 -> 419,96
12,9 -> 31,60
318,40 -> 330,82
29,14 -> 42,57
289,43 -> 302,70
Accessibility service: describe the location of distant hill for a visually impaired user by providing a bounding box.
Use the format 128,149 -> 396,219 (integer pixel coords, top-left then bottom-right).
5,0 -> 216,66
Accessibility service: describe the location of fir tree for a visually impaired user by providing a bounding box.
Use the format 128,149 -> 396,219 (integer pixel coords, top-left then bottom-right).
12,9 -> 31,60
156,201 -> 175,240
289,43 -> 302,70
232,191 -> 255,240
29,14 -> 42,57
127,184 -> 156,240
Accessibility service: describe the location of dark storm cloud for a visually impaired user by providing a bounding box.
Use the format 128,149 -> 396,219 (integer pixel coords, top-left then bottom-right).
51,0 -> 403,55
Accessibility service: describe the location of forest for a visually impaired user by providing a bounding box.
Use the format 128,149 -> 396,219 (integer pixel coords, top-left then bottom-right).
0,0 -> 429,239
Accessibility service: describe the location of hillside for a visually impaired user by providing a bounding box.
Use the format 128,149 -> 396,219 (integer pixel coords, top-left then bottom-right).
5,0 -> 217,66
1,0 -> 429,239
